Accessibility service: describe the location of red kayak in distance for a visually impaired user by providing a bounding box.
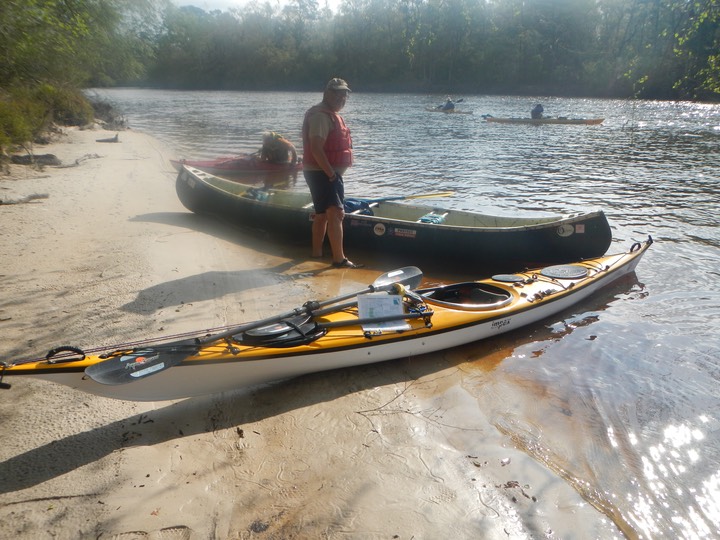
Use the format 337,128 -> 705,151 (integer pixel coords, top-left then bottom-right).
170,154 -> 303,177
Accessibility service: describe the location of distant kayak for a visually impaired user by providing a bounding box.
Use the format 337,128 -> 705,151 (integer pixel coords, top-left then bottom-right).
170,154 -> 302,176
485,116 -> 604,125
425,107 -> 473,115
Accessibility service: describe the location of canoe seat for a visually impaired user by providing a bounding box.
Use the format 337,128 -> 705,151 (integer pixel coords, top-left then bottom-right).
344,198 -> 374,215
243,187 -> 271,201
420,282 -> 513,310
418,212 -> 447,224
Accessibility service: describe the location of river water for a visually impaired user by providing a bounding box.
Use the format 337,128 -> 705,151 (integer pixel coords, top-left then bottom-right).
91,88 -> 720,539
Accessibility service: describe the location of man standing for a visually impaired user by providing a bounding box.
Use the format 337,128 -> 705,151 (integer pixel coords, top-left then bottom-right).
302,77 -> 362,268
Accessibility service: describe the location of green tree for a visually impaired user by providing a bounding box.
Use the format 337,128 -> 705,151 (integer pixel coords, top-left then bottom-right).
0,0 -> 161,150
671,0 -> 720,99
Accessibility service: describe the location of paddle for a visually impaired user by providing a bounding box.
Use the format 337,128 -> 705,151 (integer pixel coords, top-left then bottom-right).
435,98 -> 463,109
84,267 -> 423,386
350,191 -> 454,205
317,310 -> 433,329
198,266 -> 422,344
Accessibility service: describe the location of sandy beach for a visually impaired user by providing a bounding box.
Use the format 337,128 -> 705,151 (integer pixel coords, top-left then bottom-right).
0,126 -> 617,539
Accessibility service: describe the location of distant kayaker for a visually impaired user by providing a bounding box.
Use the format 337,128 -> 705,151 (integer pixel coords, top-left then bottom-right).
260,131 -> 298,164
531,104 -> 544,119
302,77 -> 363,269
440,96 -> 455,111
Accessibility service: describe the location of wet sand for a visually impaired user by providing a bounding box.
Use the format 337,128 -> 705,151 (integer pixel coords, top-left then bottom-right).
0,126 -> 617,539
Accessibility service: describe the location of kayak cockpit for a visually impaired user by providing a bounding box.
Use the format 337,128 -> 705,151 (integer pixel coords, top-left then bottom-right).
420,282 -> 513,310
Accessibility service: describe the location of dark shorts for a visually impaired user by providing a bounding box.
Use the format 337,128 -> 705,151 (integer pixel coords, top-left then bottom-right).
304,170 -> 345,214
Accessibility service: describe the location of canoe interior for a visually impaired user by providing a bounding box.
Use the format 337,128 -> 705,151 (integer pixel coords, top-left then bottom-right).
196,171 -> 587,229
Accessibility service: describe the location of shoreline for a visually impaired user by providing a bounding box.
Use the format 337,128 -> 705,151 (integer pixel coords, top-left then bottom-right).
0,126 -> 616,538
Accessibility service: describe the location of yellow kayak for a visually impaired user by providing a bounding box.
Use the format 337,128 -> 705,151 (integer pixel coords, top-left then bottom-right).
0,238 -> 651,401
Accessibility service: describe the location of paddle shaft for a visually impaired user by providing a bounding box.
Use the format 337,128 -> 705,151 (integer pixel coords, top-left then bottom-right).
435,97 -> 463,108
86,266 -> 423,385
353,191 -> 454,204
318,311 -> 432,329
197,283 -> 379,344
199,267 -> 422,344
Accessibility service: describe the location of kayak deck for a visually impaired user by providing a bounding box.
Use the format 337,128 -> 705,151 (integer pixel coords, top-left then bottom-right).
1,239 -> 652,401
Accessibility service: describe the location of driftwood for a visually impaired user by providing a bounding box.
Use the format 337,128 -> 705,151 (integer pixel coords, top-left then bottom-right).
96,133 -> 119,143
0,193 -> 49,205
56,153 -> 102,168
10,154 -> 62,166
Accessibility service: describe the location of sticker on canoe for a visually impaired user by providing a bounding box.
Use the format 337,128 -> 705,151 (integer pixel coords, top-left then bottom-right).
392,227 -> 417,239
373,223 -> 386,236
556,224 -> 575,237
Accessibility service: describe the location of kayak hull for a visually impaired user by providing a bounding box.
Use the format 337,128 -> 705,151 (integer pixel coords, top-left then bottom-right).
175,166 -> 613,271
425,107 -> 473,114
485,117 -> 604,125
1,239 -> 651,401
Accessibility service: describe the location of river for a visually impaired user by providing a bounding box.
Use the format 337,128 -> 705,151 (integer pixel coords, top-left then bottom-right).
90,88 -> 720,539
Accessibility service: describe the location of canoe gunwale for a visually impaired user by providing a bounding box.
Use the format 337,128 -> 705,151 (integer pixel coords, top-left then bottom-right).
176,165 -> 613,269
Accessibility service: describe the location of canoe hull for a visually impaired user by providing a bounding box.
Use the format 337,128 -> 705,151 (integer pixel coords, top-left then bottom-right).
2,240 -> 651,401
485,117 -> 604,125
176,166 -> 612,271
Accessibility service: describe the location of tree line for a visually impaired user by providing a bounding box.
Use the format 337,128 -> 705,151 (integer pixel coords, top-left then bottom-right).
140,0 -> 720,100
1,0 -> 719,150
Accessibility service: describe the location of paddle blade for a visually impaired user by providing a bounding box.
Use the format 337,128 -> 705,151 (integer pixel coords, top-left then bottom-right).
404,191 -> 455,200
85,345 -> 197,385
373,266 -> 423,291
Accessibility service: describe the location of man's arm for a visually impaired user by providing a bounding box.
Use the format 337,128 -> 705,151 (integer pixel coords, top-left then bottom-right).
310,135 -> 335,178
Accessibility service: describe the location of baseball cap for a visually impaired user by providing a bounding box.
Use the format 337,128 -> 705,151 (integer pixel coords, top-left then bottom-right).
326,78 -> 351,92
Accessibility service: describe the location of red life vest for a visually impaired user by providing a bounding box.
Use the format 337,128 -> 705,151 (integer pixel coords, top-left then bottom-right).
302,104 -> 353,169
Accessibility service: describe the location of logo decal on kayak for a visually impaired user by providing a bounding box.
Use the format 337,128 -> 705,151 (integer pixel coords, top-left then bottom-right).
491,318 -> 510,330
373,223 -> 386,236
556,224 -> 575,237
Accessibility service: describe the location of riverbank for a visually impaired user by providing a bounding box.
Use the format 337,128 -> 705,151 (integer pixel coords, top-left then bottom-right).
0,126 -> 616,539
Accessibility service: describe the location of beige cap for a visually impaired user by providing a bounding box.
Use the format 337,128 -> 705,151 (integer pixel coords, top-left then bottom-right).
326,78 -> 351,92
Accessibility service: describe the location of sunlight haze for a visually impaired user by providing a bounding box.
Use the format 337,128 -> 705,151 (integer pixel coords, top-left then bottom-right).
174,0 -> 341,12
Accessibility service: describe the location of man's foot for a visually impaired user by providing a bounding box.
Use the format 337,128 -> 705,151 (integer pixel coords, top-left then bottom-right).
332,258 -> 364,269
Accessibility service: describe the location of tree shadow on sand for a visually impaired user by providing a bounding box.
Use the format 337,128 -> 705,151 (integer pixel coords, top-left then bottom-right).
123,211 -> 333,314
130,210 -> 308,260
120,260 -> 324,315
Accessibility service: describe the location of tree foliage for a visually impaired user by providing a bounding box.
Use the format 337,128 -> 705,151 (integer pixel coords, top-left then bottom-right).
134,0 -> 718,101
1,0 -> 719,152
0,0 -> 163,150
